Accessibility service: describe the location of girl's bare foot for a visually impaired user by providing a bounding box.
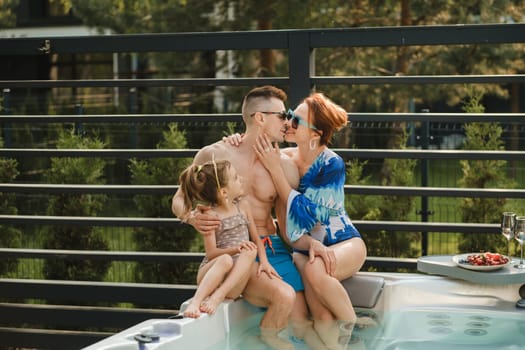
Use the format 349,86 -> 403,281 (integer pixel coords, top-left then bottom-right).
183,301 -> 201,318
200,296 -> 223,315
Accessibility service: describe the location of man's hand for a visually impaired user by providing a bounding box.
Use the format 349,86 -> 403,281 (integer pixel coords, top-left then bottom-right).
309,239 -> 336,276
186,204 -> 221,236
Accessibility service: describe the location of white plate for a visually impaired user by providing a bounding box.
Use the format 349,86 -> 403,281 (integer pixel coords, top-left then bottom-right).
452,253 -> 511,271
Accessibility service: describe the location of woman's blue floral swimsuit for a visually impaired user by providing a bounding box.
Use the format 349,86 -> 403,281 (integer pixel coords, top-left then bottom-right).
286,148 -> 361,247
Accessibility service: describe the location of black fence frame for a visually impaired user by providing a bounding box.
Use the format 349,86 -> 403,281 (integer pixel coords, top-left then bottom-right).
0,23 -> 525,349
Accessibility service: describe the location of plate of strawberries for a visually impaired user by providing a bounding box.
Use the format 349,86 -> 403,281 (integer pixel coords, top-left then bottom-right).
452,252 -> 511,271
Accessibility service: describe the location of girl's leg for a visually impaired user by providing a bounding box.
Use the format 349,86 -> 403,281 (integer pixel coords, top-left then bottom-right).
200,248 -> 257,314
184,254 -> 233,318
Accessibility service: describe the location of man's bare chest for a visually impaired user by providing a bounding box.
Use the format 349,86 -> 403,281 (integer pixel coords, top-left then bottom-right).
238,163 -> 277,204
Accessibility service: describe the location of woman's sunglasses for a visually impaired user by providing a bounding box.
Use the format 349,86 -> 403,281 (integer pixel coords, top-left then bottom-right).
285,109 -> 319,130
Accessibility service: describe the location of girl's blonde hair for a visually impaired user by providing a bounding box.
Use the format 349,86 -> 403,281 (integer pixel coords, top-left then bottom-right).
179,159 -> 231,211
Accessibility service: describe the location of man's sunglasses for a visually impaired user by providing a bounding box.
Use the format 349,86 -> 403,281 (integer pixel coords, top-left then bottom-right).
250,110 -> 319,131
250,111 -> 287,121
285,109 -> 319,130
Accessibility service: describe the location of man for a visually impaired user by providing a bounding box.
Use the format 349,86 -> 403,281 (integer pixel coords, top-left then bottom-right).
172,86 -> 307,348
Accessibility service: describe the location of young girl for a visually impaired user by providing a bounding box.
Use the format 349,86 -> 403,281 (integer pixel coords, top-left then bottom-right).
178,158 -> 278,318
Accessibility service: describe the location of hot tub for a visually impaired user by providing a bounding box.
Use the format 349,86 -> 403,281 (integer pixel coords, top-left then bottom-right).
82,272 -> 525,350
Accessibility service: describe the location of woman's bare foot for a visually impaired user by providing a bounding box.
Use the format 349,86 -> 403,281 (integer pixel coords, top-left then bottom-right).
200,296 -> 223,315
355,316 -> 378,329
183,301 -> 201,318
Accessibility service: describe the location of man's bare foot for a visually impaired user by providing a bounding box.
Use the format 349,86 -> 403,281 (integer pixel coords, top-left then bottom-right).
200,296 -> 223,315
260,327 -> 294,350
183,301 -> 201,318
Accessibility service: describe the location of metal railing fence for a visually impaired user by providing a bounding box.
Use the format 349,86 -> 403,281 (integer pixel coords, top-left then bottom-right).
0,23 -> 524,349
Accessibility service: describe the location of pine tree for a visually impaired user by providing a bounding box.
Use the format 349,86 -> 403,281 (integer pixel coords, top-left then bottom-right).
458,88 -> 515,253
130,123 -> 198,284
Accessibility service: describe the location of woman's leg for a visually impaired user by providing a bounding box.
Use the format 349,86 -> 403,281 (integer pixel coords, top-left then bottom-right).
294,253 -> 339,349
294,239 -> 367,348
331,238 -> 367,281
200,248 -> 257,314
184,254 -> 234,318
301,238 -> 366,321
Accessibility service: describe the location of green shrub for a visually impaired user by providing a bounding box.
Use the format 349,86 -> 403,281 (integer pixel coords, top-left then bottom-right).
346,131 -> 418,266
42,129 -> 110,280
0,137 -> 21,275
130,123 -> 198,284
458,89 -> 514,253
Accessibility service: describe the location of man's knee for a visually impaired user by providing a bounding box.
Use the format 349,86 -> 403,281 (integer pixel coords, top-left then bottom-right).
244,277 -> 295,310
272,281 -> 296,308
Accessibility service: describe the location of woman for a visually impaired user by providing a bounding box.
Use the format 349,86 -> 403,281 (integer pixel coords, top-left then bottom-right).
254,92 -> 368,346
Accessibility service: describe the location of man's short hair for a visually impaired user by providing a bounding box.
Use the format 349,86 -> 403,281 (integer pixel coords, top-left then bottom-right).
243,85 -> 287,106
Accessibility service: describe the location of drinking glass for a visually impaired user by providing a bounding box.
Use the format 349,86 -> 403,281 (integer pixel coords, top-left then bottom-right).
501,212 -> 516,260
513,216 -> 525,269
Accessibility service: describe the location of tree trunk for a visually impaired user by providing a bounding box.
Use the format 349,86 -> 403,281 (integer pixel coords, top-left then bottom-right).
257,18 -> 274,76
381,0 -> 411,179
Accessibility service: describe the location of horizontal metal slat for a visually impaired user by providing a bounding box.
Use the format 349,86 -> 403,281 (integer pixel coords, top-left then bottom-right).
354,220 -> 499,234
0,326 -> 110,350
1,148 -> 523,160
0,248 -> 204,262
2,183 -> 525,198
0,77 -> 288,88
2,112 -> 525,124
0,214 -> 181,226
0,215 -> 500,233
313,74 -> 525,85
0,303 -> 175,329
345,185 -> 525,199
0,279 -> 196,306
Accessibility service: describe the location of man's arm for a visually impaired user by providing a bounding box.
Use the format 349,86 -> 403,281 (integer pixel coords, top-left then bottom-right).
171,144 -> 222,235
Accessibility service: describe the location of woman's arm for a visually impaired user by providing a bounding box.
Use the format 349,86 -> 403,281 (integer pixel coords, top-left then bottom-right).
253,135 -> 294,205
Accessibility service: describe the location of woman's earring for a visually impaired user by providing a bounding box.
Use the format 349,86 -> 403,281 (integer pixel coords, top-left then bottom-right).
309,138 -> 318,151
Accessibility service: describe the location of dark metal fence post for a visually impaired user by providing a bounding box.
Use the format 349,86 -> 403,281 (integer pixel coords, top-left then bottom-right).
74,103 -> 84,135
288,32 -> 313,107
419,108 -> 431,256
2,88 -> 11,147
128,87 -> 138,148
